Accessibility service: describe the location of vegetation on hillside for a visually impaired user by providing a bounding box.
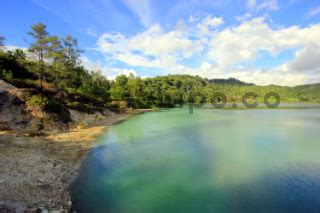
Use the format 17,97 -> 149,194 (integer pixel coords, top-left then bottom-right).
1,23 -> 320,116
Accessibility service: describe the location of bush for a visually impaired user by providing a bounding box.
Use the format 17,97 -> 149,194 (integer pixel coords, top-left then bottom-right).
6,79 -> 38,88
106,102 -> 120,112
0,53 -> 37,80
67,101 -> 101,114
26,95 -> 49,109
45,98 -> 71,123
0,69 -> 13,80
107,101 -> 127,112
119,101 -> 127,110
26,94 -> 71,123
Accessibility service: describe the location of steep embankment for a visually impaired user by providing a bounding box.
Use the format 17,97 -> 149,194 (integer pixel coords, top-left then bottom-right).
0,80 -> 30,131
0,80 -> 68,133
0,79 -> 152,212
0,79 -> 116,133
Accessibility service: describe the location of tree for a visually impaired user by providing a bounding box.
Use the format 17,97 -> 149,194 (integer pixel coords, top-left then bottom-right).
7,49 -> 26,60
61,35 -> 83,87
0,35 -> 5,52
47,35 -> 64,87
63,35 -> 82,68
28,23 -> 50,88
127,76 -> 146,107
0,35 -> 4,46
110,75 -> 129,99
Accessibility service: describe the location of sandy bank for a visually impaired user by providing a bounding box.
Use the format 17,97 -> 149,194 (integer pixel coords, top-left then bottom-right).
0,109 -> 153,212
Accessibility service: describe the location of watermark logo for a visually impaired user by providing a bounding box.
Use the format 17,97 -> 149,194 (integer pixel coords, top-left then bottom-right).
212,92 -> 227,109
242,92 -> 258,108
264,92 -> 280,108
188,91 -> 281,114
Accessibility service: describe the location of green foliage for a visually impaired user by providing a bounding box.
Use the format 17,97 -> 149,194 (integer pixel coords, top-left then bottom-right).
62,35 -> 83,68
106,101 -> 127,112
45,98 -> 71,123
28,22 -> 50,88
119,101 -> 127,110
25,94 -> 71,122
110,75 -> 129,99
0,35 -> 5,47
105,102 -> 120,112
209,78 -> 254,85
67,101 -> 101,114
0,50 -> 37,80
26,95 -> 49,109
0,69 -> 13,80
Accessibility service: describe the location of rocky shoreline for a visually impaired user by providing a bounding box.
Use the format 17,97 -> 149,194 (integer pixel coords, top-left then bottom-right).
0,109 -> 153,212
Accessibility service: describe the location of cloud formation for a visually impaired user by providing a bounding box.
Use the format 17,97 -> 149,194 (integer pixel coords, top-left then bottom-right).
123,0 -> 152,27
97,24 -> 203,69
308,6 -> 320,18
87,15 -> 320,86
246,0 -> 279,11
290,43 -> 320,72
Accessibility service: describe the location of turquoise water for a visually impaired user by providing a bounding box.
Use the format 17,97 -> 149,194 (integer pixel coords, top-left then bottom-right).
71,108 -> 320,212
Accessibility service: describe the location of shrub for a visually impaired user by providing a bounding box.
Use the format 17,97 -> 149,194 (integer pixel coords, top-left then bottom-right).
6,79 -> 38,88
0,69 -> 13,80
119,101 -> 127,110
45,98 -> 71,123
106,102 -> 120,112
26,94 -> 71,123
26,95 -> 49,109
107,101 -> 127,112
67,101 -> 101,114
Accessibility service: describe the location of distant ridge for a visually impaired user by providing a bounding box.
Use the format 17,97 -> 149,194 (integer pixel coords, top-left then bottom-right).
208,78 -> 255,86
294,83 -> 320,88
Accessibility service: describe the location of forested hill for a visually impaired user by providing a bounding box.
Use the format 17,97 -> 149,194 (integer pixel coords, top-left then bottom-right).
1,23 -> 320,118
209,78 -> 255,86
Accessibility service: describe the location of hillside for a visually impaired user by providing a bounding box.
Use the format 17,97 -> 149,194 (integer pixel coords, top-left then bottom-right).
208,78 -> 255,86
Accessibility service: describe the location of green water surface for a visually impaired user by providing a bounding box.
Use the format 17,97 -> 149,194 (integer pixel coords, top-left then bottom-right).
71,107 -> 320,212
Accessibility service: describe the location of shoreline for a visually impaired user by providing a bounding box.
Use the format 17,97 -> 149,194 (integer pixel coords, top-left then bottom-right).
0,109 -> 153,212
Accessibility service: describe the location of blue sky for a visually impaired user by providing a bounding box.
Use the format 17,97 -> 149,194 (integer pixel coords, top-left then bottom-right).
1,0 -> 320,85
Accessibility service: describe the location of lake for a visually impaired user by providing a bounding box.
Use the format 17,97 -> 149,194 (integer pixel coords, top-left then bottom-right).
71,107 -> 320,212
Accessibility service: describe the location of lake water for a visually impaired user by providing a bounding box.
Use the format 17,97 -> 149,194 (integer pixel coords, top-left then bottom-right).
71,107 -> 320,212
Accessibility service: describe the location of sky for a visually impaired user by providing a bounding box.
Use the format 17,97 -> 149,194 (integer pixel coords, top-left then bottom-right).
1,0 -> 320,86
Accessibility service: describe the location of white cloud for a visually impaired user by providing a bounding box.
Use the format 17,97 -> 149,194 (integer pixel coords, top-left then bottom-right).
290,42 -> 320,72
81,56 -> 137,80
3,45 -> 34,59
175,19 -> 189,32
115,53 -> 159,67
208,17 -> 320,68
197,16 -> 224,35
128,25 -> 199,58
257,0 -> 279,11
4,45 -> 27,52
247,0 -> 257,10
107,68 -> 137,80
226,69 -> 311,86
93,16 -> 320,86
97,24 -> 203,69
308,6 -> 320,18
85,28 -> 98,37
246,0 -> 279,11
81,56 -> 103,72
188,15 -> 196,23
235,13 -> 253,22
209,18 -> 269,67
123,0 -> 152,27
